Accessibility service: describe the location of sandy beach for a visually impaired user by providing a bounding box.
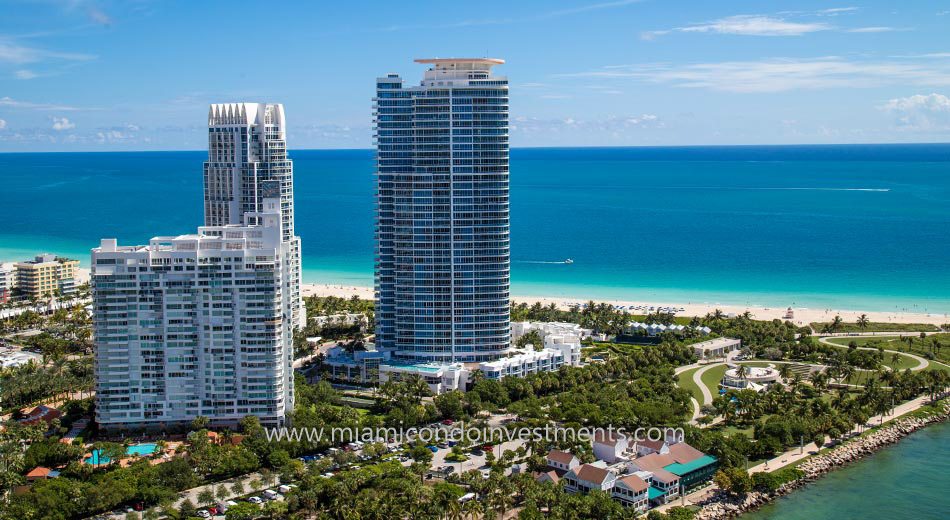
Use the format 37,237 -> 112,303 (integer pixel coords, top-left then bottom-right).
302,282 -> 949,327
77,266 -> 947,326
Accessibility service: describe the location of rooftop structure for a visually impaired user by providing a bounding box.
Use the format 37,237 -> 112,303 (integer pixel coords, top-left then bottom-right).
204,102 -> 304,331
721,363 -> 781,392
92,197 -> 295,429
691,337 -> 741,360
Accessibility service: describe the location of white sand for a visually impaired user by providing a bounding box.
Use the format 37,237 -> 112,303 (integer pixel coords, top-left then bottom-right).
301,283 -> 949,327
79,267 -> 946,326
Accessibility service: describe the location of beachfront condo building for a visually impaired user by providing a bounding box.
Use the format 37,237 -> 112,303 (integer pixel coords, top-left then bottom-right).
204,103 -> 304,331
0,263 -> 14,303
91,192 -> 295,429
14,254 -> 79,299
373,58 -> 511,364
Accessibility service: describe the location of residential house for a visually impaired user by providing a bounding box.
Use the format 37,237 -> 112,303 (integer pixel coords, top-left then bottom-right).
564,464 -> 616,493
612,474 -> 649,511
546,450 -> 580,472
635,438 -> 670,457
593,431 -> 630,463
535,470 -> 560,485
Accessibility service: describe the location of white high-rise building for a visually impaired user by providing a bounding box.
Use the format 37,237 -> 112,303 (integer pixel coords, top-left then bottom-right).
92,193 -> 294,428
204,103 -> 304,331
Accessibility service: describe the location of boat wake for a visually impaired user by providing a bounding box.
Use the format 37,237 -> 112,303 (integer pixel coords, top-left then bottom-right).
516,259 -> 574,265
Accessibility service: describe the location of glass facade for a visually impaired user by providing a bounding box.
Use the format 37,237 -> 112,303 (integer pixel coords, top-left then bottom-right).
374,59 -> 510,363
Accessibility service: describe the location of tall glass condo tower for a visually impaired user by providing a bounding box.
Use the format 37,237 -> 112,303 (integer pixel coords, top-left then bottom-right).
374,58 -> 510,363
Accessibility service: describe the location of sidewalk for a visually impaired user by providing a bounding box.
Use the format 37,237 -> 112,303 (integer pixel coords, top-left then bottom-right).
748,393 -> 933,473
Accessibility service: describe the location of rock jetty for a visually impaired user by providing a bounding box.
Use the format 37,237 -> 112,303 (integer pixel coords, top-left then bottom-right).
693,400 -> 949,519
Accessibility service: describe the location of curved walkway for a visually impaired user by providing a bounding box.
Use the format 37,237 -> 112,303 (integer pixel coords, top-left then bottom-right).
818,336 -> 929,371
692,363 -> 720,406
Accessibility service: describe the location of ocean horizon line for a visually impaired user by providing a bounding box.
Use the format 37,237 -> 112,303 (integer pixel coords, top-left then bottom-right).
3,141 -> 950,155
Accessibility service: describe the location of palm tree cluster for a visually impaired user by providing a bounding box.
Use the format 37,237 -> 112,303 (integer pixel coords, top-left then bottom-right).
0,357 -> 93,409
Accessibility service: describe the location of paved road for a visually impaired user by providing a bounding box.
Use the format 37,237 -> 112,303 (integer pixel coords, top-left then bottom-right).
818,336 -> 929,371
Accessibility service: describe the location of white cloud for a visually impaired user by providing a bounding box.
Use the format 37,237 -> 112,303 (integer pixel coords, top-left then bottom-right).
564,57 -> 950,93
544,0 -> 642,17
880,93 -> 950,130
643,15 -> 831,39
0,119 -> 6,129
14,69 -> 39,80
847,27 -> 904,33
0,40 -> 96,64
0,96 -> 89,111
818,7 -> 860,16
96,130 -> 130,143
511,114 -> 663,135
52,117 -> 75,131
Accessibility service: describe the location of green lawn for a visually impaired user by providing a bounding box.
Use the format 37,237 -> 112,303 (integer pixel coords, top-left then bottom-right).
700,365 -> 728,400
825,336 -> 949,371
676,367 -> 704,404
830,333 -> 950,364
811,322 -> 940,333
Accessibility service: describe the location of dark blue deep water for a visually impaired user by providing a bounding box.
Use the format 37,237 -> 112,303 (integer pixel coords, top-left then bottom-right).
1,144 -> 948,312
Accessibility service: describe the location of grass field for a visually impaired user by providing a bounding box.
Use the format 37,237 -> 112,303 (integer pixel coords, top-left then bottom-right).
700,365 -> 728,400
676,367 -> 704,404
811,322 -> 940,333
826,334 -> 950,365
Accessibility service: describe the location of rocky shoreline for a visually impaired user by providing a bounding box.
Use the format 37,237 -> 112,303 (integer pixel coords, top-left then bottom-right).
693,399 -> 950,520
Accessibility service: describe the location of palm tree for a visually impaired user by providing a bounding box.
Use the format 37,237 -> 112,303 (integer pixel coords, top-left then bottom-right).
857,314 -> 870,330
830,315 -> 844,333
778,364 -> 792,382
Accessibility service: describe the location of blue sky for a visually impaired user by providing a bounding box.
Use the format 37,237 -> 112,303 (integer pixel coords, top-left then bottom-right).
1,0 -> 949,151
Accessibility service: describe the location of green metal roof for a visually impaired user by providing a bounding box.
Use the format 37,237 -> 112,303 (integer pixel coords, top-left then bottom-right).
648,487 -> 667,500
663,455 -> 717,476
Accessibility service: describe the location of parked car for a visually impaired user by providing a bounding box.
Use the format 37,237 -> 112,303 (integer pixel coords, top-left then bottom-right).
278,484 -> 292,494
195,511 -> 211,519
263,489 -> 279,500
247,496 -> 263,504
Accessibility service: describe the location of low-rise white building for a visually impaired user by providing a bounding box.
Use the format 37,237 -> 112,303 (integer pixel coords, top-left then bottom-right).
378,360 -> 467,394
478,348 -> 565,380
593,431 -> 631,464
692,337 -> 741,361
511,321 -> 587,367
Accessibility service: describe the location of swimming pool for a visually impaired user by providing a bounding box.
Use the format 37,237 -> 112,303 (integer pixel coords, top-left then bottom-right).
85,443 -> 159,465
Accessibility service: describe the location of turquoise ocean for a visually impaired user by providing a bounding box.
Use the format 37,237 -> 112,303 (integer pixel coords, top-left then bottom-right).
743,420 -> 950,519
1,144 -> 949,313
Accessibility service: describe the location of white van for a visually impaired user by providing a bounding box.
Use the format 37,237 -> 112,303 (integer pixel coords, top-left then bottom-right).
263,489 -> 279,500
278,485 -> 292,494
